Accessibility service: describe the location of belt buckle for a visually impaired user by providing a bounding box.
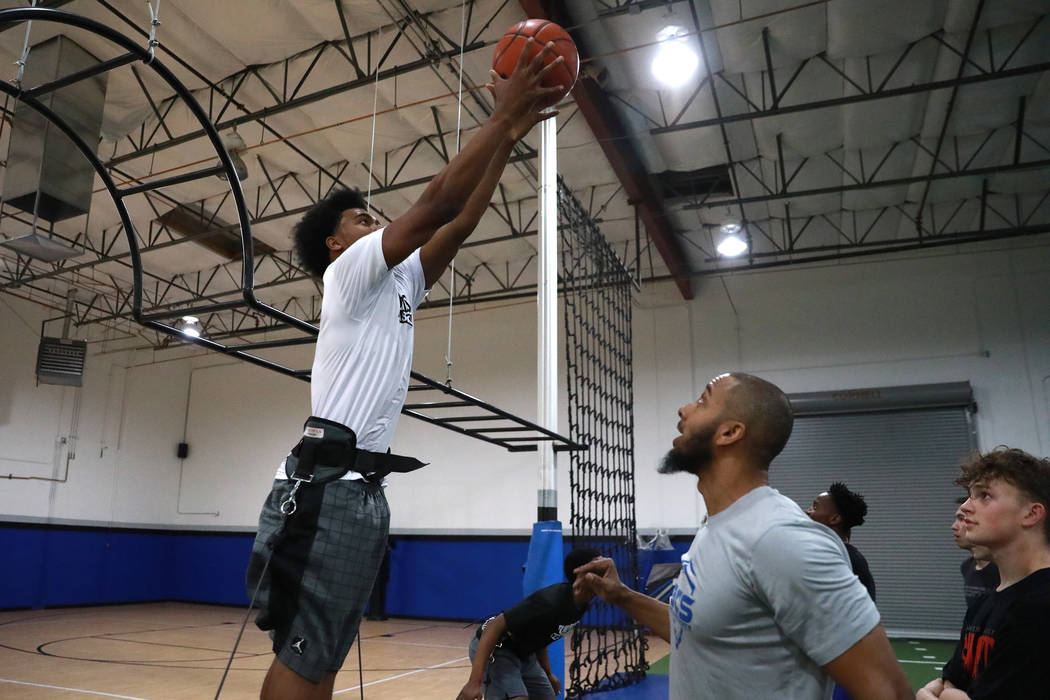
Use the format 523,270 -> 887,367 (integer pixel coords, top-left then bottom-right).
280,479 -> 307,515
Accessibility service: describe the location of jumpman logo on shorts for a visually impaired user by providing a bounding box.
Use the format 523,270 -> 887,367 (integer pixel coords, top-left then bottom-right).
291,636 -> 307,655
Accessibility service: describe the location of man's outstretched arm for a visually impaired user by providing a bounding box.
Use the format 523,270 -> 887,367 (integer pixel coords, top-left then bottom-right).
573,557 -> 671,642
419,128 -> 514,286
382,42 -> 564,270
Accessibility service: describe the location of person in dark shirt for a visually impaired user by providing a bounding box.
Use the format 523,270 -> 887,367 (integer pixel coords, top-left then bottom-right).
806,482 -> 876,601
919,448 -> 1050,700
951,504 -> 999,608
457,548 -> 600,700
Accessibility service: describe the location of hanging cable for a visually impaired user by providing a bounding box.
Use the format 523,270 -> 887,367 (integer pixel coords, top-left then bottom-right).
13,0 -> 38,89
366,26 -> 382,209
444,0 -> 468,387
145,0 -> 162,64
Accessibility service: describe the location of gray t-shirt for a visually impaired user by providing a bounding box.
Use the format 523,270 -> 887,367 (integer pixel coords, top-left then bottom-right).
669,486 -> 880,700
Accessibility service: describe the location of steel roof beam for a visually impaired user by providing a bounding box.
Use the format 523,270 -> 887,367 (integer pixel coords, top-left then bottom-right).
651,59 -> 1050,136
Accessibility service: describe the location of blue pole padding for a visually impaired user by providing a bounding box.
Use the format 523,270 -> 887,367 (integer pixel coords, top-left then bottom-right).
524,520 -> 565,699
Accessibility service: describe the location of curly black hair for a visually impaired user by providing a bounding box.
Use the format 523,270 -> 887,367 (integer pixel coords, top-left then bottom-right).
828,482 -> 868,531
563,547 -> 602,584
292,188 -> 368,278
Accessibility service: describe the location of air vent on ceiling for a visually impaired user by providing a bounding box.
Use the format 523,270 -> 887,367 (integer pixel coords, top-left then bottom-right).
3,35 -> 107,222
654,164 -> 734,201
0,232 -> 82,261
36,336 -> 87,387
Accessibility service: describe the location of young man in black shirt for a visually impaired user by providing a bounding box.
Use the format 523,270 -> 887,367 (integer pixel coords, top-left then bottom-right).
951,504 -> 999,608
457,548 -> 600,700
806,482 -> 876,601
919,448 -> 1050,700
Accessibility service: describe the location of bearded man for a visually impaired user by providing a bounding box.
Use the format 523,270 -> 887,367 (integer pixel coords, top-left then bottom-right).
573,373 -> 912,700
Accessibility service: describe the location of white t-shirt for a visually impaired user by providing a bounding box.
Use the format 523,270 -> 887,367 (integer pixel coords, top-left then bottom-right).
276,228 -> 428,480
669,485 -> 880,700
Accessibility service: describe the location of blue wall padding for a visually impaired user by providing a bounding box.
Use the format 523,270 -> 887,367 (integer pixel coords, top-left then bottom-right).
523,521 -> 565,698
2,526 -> 47,609
2,523 -> 679,631
2,524 -> 540,621
386,537 -> 531,620
171,534 -> 253,605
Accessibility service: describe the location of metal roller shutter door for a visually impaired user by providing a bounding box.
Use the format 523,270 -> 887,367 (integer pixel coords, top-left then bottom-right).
769,406 -> 975,637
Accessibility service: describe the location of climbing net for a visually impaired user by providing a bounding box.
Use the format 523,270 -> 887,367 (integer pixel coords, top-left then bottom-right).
559,179 -> 646,696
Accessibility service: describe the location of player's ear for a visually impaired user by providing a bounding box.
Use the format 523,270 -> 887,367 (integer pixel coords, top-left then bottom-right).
715,420 -> 745,447
1021,501 -> 1046,531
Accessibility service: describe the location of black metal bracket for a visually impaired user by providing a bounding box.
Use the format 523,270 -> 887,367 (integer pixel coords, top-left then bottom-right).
0,7 -> 585,454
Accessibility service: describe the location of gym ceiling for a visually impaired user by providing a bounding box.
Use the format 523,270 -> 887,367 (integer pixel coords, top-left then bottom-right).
0,0 -> 1047,349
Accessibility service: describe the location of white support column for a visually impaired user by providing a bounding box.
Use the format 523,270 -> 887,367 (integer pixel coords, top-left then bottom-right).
537,113 -> 558,522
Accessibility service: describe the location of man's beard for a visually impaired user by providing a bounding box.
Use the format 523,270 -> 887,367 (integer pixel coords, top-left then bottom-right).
658,425 -> 715,475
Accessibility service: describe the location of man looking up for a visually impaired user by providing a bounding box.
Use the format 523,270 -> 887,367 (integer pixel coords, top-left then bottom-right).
951,502 -> 999,608
573,373 -> 913,700
807,482 -> 876,601
919,448 -> 1050,700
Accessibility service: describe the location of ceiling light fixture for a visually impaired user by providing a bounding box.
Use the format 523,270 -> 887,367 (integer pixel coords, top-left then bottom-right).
652,26 -> 700,88
716,221 -> 748,257
717,234 -> 748,257
178,315 -> 202,338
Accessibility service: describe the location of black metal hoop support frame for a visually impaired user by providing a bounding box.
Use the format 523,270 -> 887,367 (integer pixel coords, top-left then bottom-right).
0,6 -> 584,453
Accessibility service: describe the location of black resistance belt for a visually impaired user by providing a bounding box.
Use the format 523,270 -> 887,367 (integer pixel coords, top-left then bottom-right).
280,415 -> 427,516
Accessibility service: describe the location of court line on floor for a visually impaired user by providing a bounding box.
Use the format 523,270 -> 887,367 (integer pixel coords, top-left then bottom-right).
898,659 -> 946,665
0,678 -> 150,699
333,655 -> 469,695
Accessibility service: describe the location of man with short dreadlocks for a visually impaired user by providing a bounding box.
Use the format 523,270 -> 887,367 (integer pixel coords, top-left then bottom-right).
807,482 -> 876,601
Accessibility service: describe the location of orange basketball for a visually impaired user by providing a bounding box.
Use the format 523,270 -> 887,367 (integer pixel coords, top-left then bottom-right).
492,19 -> 579,101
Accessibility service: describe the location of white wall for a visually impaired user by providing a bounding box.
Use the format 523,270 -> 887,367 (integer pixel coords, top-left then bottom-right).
2,239 -> 1047,533
633,240 -> 1050,531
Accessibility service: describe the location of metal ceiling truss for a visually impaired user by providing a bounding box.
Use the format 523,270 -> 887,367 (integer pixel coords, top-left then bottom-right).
664,2 -> 1050,272
0,6 -> 583,454
5,1 -> 1040,310
93,0 -> 697,298
0,137 -> 616,332
682,193 -> 1050,266
650,15 -> 1050,135
97,0 -> 497,168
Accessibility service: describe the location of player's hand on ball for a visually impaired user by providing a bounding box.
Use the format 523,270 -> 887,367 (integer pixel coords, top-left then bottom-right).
487,39 -> 564,141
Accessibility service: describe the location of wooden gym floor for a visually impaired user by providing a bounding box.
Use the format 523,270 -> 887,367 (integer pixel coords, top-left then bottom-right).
0,602 -> 670,699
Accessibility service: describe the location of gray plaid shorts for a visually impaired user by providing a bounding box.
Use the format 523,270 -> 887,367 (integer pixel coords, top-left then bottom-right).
246,478 -> 389,682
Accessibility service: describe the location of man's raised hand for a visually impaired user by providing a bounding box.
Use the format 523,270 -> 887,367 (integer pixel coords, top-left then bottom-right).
488,39 -> 567,141
573,556 -> 626,604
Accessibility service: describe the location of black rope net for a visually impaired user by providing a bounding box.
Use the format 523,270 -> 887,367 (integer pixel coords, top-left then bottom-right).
559,179 -> 646,696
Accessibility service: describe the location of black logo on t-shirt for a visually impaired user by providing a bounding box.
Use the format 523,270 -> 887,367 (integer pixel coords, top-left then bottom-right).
398,294 -> 413,326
